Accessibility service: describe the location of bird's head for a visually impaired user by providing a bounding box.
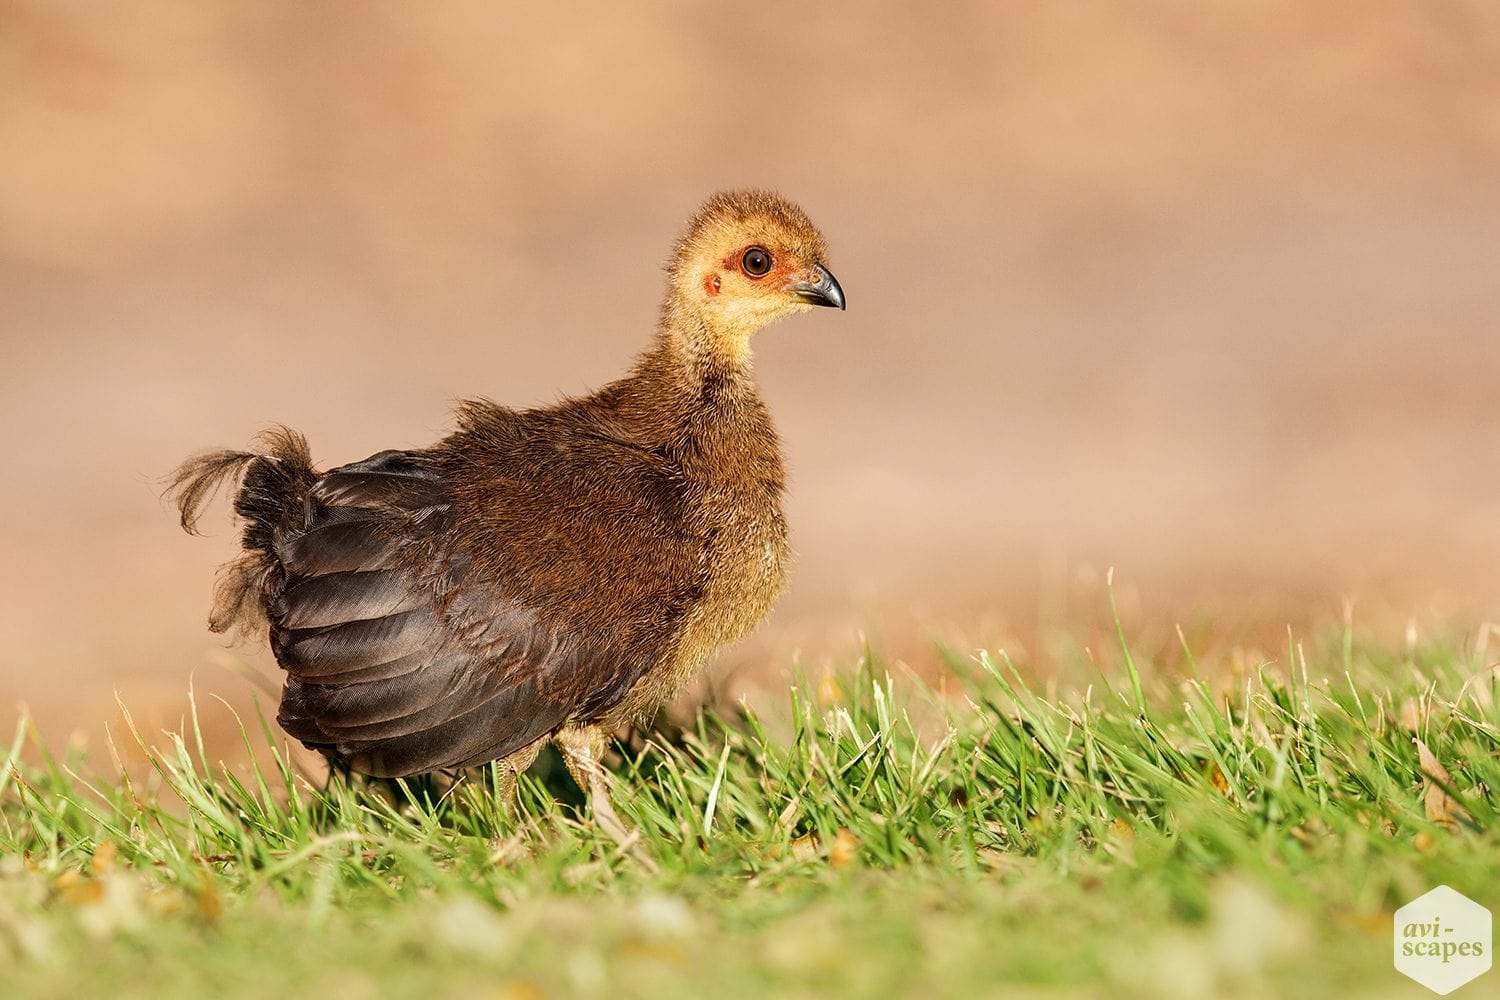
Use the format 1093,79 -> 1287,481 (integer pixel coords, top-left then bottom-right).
665,189 -> 844,358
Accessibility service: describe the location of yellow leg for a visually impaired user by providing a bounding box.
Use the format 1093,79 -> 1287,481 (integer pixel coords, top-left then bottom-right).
555,727 -> 660,874
493,740 -> 544,810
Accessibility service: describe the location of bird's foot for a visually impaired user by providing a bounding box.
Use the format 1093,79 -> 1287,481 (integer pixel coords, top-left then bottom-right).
586,776 -> 659,875
558,734 -> 660,875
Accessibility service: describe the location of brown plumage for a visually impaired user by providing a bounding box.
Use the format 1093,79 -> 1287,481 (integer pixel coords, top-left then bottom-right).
169,189 -> 843,819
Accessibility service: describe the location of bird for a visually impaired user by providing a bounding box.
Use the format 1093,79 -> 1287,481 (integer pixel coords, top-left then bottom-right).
169,189 -> 844,848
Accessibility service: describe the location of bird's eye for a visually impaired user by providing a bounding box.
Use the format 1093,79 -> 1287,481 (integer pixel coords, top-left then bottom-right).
741,247 -> 772,277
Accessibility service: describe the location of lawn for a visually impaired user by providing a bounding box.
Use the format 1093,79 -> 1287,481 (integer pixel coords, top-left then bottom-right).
2,615 -> 1497,999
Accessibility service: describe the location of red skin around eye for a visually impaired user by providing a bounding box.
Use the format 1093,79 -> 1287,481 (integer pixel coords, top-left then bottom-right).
723,248 -> 786,282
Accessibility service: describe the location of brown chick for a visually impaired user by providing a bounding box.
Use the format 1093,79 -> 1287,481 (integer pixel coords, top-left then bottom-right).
170,189 -> 843,836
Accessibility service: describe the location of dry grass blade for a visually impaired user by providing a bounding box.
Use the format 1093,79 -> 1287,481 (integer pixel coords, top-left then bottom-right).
1414,738 -> 1472,830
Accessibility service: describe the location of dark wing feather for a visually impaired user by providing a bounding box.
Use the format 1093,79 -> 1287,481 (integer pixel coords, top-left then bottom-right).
274,610 -> 437,679
276,520 -> 406,577
274,571 -> 428,629
266,449 -> 647,777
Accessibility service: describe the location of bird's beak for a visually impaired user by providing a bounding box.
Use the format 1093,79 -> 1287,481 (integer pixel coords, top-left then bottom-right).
789,263 -> 845,310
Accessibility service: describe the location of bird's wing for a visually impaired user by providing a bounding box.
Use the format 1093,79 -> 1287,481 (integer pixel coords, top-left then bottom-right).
268,450 -> 646,777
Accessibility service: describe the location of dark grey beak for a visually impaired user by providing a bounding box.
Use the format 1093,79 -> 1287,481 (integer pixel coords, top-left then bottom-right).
790,263 -> 845,310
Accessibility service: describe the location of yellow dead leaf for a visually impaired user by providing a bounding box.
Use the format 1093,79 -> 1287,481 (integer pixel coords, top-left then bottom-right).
54,870 -> 102,906
829,828 -> 859,869
194,870 -> 223,925
789,834 -> 820,862
1415,738 -> 1470,830
143,886 -> 185,918
90,841 -> 117,876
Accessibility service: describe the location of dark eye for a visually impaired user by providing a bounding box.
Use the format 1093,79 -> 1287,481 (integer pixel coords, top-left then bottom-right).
741,247 -> 772,277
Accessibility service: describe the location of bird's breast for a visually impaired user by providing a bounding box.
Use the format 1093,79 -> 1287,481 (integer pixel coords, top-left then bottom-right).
681,470 -> 788,635
611,476 -> 788,724
589,385 -> 790,723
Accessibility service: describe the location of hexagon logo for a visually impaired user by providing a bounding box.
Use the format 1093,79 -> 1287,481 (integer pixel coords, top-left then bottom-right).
1395,885 -> 1492,995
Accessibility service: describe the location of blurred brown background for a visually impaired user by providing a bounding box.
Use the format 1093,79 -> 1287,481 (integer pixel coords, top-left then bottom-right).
2,1 -> 1498,745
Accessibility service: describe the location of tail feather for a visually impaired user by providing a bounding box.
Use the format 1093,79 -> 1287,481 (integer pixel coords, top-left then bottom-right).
167,426 -> 318,634
169,449 -> 259,536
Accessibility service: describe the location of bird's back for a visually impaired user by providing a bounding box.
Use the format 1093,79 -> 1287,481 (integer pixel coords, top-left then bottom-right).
436,397 -> 710,654
436,385 -> 790,724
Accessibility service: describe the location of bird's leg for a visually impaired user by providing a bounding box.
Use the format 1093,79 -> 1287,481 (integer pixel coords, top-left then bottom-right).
555,728 -> 660,874
493,741 -> 544,812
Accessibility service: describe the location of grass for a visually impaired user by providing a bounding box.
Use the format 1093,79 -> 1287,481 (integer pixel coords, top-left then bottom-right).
2,616 -> 1498,999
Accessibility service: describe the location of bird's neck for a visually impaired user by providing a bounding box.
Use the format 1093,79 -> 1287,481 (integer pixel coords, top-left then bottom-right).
657,300 -> 756,375
634,304 -> 757,404
619,308 -> 780,478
